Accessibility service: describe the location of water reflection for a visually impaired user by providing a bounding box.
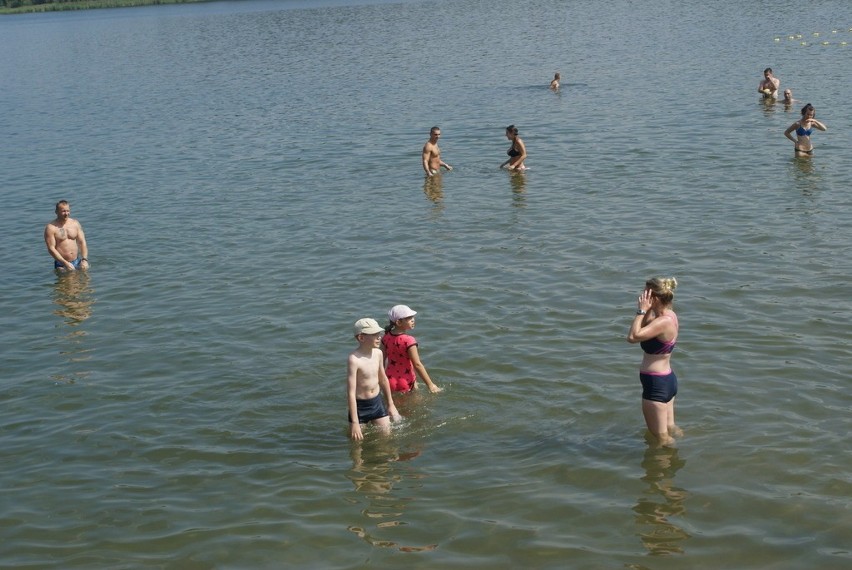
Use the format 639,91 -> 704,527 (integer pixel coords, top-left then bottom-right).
345,439 -> 437,552
51,270 -> 95,384
508,170 -> 527,208
760,96 -> 778,116
791,154 -> 815,173
422,174 -> 444,216
632,446 -> 690,556
787,155 -> 824,198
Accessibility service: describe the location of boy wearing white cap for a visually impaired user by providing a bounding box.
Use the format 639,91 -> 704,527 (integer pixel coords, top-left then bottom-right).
348,318 -> 400,441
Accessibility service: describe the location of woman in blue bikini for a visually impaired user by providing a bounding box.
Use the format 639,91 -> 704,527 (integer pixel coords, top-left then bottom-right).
627,277 -> 682,447
784,103 -> 827,156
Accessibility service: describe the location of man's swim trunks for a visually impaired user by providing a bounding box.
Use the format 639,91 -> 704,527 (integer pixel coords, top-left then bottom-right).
54,257 -> 81,270
640,370 -> 678,403
349,394 -> 388,424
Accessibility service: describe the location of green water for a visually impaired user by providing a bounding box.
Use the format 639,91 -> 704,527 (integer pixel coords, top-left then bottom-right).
1,0 -> 851,567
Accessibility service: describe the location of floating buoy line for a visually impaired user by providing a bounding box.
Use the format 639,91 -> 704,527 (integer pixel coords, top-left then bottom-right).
774,27 -> 851,46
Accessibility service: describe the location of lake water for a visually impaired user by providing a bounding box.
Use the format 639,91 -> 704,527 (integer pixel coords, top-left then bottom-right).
1,0 -> 851,567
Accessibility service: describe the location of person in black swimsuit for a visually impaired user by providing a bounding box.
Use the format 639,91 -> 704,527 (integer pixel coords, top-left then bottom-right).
627,277 -> 682,447
500,125 -> 527,171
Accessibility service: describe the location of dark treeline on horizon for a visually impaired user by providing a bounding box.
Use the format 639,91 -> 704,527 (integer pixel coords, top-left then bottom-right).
3,0 -> 101,6
1,0 -> 206,11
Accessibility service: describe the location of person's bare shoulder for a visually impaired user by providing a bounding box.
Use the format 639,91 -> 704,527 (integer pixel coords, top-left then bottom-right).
347,350 -> 360,368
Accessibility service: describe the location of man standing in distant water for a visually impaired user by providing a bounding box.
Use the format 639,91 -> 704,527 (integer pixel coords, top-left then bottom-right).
422,126 -> 452,177
44,200 -> 89,271
758,67 -> 780,99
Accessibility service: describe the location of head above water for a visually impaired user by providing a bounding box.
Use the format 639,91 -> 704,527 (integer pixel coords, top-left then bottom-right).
800,103 -> 815,117
645,277 -> 678,306
353,318 -> 383,337
387,304 -> 417,324
505,125 -> 519,136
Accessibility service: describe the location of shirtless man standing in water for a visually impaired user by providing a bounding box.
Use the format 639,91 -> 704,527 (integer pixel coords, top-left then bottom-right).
44,200 -> 89,271
758,67 -> 780,99
422,126 -> 452,177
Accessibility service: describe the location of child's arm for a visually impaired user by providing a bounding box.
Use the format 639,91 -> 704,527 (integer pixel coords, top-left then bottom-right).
347,356 -> 364,441
407,345 -> 442,393
378,355 -> 400,421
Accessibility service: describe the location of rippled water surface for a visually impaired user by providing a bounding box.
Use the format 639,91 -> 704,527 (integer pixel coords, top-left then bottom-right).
2,0 -> 851,567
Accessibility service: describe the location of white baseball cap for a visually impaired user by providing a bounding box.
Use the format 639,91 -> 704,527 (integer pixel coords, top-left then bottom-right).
353,318 -> 383,336
387,305 -> 417,322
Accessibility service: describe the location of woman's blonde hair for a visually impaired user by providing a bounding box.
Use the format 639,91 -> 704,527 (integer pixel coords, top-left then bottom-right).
645,277 -> 678,305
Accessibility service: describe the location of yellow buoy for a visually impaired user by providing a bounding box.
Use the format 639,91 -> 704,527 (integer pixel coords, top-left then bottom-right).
801,41 -> 808,46
821,41 -> 830,45
842,41 -> 848,46
813,32 -> 820,36
774,37 -> 781,41
832,30 -> 838,33
788,35 -> 796,40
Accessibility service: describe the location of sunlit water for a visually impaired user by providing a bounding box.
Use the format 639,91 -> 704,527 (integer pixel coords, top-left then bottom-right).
1,0 -> 851,567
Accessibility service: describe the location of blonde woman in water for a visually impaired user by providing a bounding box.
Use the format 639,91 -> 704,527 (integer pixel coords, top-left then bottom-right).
627,277 -> 682,447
